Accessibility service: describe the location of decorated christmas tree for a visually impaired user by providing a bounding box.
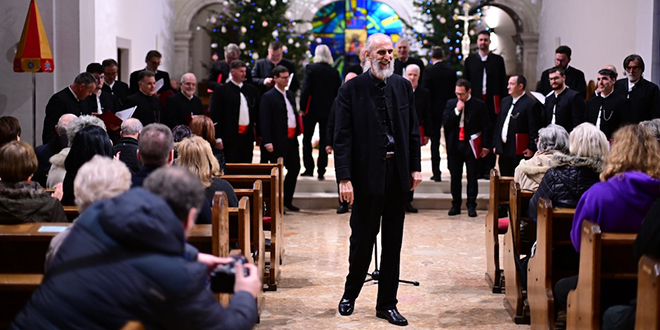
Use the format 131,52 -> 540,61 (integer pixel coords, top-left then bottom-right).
204,0 -> 310,73
408,0 -> 492,73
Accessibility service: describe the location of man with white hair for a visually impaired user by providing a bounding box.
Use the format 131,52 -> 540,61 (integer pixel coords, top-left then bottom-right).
299,44 -> 342,180
164,73 -> 204,128
34,113 -> 77,187
334,33 -> 422,326
208,43 -> 241,90
114,118 -> 144,174
393,39 -> 425,80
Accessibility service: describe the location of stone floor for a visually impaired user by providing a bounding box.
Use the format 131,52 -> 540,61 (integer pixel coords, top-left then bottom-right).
254,209 -> 527,330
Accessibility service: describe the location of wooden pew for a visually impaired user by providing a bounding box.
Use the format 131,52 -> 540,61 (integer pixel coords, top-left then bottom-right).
222,170 -> 282,290
62,205 -> 79,222
225,157 -> 284,218
485,168 -> 514,293
636,255 -> 660,329
234,180 -> 266,290
503,181 -> 534,324
527,198 -> 578,330
566,221 -> 637,330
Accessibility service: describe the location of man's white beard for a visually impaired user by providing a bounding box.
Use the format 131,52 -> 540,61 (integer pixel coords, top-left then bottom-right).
370,59 -> 393,78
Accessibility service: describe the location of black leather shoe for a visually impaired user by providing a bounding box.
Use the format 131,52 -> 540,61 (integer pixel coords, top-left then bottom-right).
376,308 -> 408,326
285,204 -> 300,212
337,204 -> 349,214
468,208 -> 477,217
448,207 -> 461,216
405,204 -> 418,213
318,174 -> 325,181
338,298 -> 354,316
430,175 -> 442,182
301,171 -> 313,177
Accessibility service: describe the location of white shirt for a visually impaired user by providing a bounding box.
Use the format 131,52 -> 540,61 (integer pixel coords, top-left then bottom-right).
501,94 -> 523,143
231,79 -> 250,129
454,95 -> 472,128
276,86 -> 296,128
480,52 -> 488,95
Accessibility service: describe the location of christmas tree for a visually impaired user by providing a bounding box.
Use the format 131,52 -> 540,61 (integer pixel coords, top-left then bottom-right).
204,0 -> 311,74
408,0 -> 492,73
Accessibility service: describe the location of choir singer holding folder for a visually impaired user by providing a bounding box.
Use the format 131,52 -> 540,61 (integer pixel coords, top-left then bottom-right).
492,75 -> 542,176
444,79 -> 490,217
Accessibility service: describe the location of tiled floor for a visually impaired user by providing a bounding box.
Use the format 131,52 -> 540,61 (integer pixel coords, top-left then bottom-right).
254,209 -> 527,329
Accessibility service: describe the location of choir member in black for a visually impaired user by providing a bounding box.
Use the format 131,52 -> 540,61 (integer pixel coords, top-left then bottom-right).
584,69 -> 628,139
129,50 -> 172,95
84,63 -> 121,143
444,79 -> 491,218
542,67 -> 585,133
492,75 -> 541,176
42,72 -> 96,144
252,41 -> 300,95
614,54 -> 660,123
164,73 -> 203,129
124,71 -> 162,126
393,39 -> 424,79
208,43 -> 240,91
334,33 -> 422,326
537,45 -> 587,99
102,59 -> 129,106
404,64 -> 432,213
344,48 -> 365,79
463,30 -> 507,179
422,46 -> 457,182
259,66 -> 301,212
211,60 -> 260,164
299,44 -> 342,180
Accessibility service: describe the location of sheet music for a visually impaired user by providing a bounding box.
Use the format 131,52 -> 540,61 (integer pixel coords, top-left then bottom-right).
285,73 -> 294,91
155,78 -> 165,92
529,91 -> 546,105
115,106 -> 137,121
38,226 -> 68,233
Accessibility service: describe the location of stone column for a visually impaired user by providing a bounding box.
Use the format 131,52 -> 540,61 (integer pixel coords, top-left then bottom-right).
173,31 -> 194,81
518,32 -> 539,90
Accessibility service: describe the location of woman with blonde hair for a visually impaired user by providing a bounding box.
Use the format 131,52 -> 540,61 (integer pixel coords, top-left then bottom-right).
189,115 -> 225,172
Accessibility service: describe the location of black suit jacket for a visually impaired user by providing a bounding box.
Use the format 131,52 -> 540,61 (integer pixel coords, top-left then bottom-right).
129,69 -> 172,95
208,60 -> 231,91
83,91 -> 120,115
421,61 -> 457,131
251,58 -> 299,95
124,92 -> 162,126
414,86 -> 433,136
584,92 -> 628,139
211,81 -> 260,142
394,56 -> 425,80
42,87 -> 90,144
614,78 -> 660,123
443,97 -> 491,154
538,66 -> 587,99
543,88 -> 585,132
463,52 -> 507,108
102,80 -> 130,107
259,87 -> 300,158
299,63 -> 342,118
164,92 -> 204,128
113,137 -> 140,174
493,94 -> 542,156
334,72 -> 421,195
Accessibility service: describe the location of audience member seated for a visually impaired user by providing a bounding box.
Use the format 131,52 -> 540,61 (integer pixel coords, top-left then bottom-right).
61,126 -> 114,205
639,118 -> 660,142
33,114 -> 76,188
176,136 -> 238,224
113,118 -> 143,174
528,123 -> 608,221
11,167 -> 261,330
131,123 -> 174,187
553,124 -> 660,328
0,141 -> 66,223
172,124 -> 193,160
45,155 -> 132,268
189,115 -> 226,172
514,124 -> 569,191
0,116 -> 21,148
47,115 -> 106,188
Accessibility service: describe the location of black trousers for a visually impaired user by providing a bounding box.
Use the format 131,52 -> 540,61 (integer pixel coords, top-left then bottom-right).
430,123 -> 442,179
224,133 -> 254,164
263,138 -> 300,206
302,114 -> 328,176
447,141 -> 478,209
342,158 -> 405,310
497,153 -> 524,177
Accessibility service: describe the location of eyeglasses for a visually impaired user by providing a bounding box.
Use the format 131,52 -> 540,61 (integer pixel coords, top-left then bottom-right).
549,76 -> 562,81
95,75 -> 105,82
455,92 -> 468,97
277,75 -> 290,80
625,66 -> 641,72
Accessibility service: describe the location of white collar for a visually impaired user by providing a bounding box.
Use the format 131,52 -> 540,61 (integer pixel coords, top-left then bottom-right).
230,79 -> 243,88
67,86 -> 80,101
511,94 -> 523,104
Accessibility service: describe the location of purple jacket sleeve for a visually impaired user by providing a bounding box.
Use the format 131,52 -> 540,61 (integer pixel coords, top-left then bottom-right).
571,189 -> 599,253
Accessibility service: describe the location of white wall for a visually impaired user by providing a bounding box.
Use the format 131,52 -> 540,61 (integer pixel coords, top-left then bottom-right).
538,0 -> 655,86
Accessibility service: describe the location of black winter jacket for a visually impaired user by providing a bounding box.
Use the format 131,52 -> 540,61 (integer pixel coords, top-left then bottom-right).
0,181 -> 66,224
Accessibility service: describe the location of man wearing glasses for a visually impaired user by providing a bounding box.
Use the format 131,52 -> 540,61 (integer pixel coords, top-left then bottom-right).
164,73 -> 204,128
129,50 -> 172,96
542,67 -> 585,133
614,54 -> 660,123
84,63 -> 119,116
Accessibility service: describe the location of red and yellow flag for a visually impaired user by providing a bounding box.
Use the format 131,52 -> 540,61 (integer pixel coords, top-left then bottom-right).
13,0 -> 54,73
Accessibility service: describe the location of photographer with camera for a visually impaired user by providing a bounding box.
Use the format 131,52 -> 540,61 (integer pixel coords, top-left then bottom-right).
12,167 -> 261,330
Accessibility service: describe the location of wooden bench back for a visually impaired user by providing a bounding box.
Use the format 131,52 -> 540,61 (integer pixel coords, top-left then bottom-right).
528,198 -> 577,330
0,223 -> 69,273
485,168 -> 514,293
636,254 -> 660,330
234,180 -> 266,285
567,220 -> 637,330
225,158 -> 284,217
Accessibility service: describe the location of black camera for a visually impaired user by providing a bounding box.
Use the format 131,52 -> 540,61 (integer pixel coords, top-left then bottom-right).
210,255 -> 250,293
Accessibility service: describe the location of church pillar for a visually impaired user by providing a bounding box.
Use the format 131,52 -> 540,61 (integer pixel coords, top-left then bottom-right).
174,31 -> 194,81
518,32 -> 539,90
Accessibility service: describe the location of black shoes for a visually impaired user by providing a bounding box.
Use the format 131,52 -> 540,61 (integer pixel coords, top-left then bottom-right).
468,208 -> 477,217
448,207 -> 461,216
301,171 -> 313,177
338,298 -> 354,316
337,204 -> 349,214
405,204 -> 418,213
285,204 -> 300,212
430,175 -> 442,182
318,174 -> 325,181
376,308 -> 408,326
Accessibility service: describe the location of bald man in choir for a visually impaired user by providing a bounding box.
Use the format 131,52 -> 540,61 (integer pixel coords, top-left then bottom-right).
164,73 -> 204,128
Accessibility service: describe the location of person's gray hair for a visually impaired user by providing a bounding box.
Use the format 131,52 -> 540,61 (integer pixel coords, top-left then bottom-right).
397,38 -> 410,46
73,72 -> 96,87
225,43 -> 240,57
73,155 -> 132,212
57,114 -> 77,136
639,119 -> 660,143
143,166 -> 205,222
66,115 -> 106,146
365,33 -> 390,54
138,123 -> 173,166
406,64 -> 420,74
536,124 -> 569,153
121,118 -> 143,136
569,122 -> 609,158
313,44 -> 334,65
180,72 -> 196,83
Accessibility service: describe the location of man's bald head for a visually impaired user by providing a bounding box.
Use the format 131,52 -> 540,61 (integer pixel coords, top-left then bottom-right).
121,118 -> 143,138
57,114 -> 78,136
